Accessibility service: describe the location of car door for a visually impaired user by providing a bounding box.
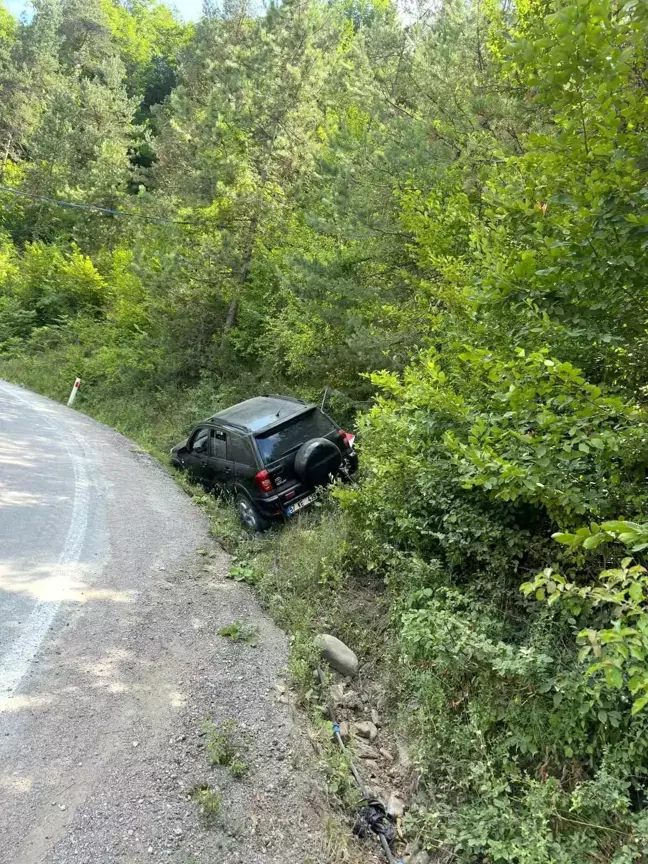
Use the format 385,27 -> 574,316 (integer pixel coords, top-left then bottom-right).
208,427 -> 234,489
227,433 -> 257,493
184,426 -> 212,484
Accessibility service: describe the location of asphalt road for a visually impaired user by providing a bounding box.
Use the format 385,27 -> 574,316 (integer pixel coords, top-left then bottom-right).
0,381 -> 326,864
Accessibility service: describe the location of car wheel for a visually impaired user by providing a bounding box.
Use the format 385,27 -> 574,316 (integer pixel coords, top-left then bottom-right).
236,494 -> 269,533
294,438 -> 342,487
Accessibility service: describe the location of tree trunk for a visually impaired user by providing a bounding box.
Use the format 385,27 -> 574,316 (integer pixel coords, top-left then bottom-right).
221,212 -> 258,339
1,133 -> 13,180
224,296 -> 238,331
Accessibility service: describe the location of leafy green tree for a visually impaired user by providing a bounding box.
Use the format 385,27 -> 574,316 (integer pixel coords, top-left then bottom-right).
100,0 -> 188,117
142,0 -> 357,383
4,0 -> 137,244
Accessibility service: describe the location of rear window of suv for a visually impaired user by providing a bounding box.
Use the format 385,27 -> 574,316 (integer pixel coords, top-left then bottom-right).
255,409 -> 336,465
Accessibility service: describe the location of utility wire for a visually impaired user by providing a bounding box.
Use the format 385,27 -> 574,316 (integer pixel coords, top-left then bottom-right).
0,185 -> 198,226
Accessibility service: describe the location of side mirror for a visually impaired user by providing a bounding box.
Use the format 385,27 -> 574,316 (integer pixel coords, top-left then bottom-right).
193,441 -> 207,454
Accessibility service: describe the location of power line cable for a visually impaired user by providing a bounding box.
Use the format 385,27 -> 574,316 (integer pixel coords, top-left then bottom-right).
0,185 -> 197,226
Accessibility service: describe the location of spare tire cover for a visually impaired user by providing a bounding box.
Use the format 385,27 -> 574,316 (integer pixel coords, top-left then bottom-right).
294,438 -> 342,487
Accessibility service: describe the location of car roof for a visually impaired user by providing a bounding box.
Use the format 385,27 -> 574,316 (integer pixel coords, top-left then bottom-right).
208,395 -> 313,433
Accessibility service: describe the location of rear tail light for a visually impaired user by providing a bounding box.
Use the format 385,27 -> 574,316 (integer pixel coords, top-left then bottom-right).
255,469 -> 274,493
339,429 -> 355,450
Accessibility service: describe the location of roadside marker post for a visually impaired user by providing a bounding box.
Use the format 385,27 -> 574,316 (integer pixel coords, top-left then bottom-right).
67,378 -> 81,408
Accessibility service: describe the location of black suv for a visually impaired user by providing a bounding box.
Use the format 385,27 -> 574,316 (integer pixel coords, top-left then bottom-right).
170,395 -> 357,531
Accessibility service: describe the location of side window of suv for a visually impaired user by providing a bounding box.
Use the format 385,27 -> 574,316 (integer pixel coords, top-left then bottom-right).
191,426 -> 209,453
210,429 -> 227,459
227,434 -> 252,464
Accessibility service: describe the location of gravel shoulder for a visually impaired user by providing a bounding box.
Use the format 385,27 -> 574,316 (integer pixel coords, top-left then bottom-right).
0,381 -> 332,864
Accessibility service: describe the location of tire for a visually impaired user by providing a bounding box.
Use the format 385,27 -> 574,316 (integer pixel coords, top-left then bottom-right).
294,437 -> 342,487
236,493 -> 270,533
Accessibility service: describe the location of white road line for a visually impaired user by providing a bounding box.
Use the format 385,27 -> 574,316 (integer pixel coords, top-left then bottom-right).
0,383 -> 90,697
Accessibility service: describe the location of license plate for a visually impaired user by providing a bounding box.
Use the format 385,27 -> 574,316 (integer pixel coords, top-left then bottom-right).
285,493 -> 316,516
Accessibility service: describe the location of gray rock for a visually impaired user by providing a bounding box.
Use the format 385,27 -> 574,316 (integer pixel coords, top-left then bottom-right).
353,721 -> 378,741
355,741 -> 381,760
409,853 -> 430,864
341,689 -> 362,711
315,634 -> 359,678
329,683 -> 345,706
396,739 -> 412,769
386,792 -> 405,819
368,784 -> 389,803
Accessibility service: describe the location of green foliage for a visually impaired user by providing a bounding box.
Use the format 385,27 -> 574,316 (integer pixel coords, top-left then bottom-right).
203,719 -> 244,770
227,561 -> 259,584
190,783 -> 223,818
322,740 -> 365,810
525,525 -> 648,716
338,343 -> 648,665
229,758 -> 248,779
218,620 -> 259,647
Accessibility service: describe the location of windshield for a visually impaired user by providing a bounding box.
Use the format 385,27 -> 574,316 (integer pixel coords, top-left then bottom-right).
255,409 -> 336,465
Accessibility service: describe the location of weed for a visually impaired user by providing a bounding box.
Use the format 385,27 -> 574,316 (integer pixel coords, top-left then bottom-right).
218,619 -> 259,647
202,719 -> 249,779
189,783 -> 243,835
230,758 -> 249,778
322,745 -> 364,811
203,719 -> 239,767
228,561 -> 258,584
289,631 -> 322,696
313,817 -> 369,864
190,783 -> 222,819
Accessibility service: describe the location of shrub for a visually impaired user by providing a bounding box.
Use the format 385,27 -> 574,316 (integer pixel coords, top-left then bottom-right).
335,344 -> 648,861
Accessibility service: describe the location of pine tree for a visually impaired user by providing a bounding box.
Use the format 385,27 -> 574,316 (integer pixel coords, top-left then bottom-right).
149,0 -> 349,363
7,0 -> 137,244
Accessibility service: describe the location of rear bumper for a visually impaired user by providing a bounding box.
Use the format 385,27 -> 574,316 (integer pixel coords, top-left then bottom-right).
256,487 -> 312,520
253,452 -> 357,520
